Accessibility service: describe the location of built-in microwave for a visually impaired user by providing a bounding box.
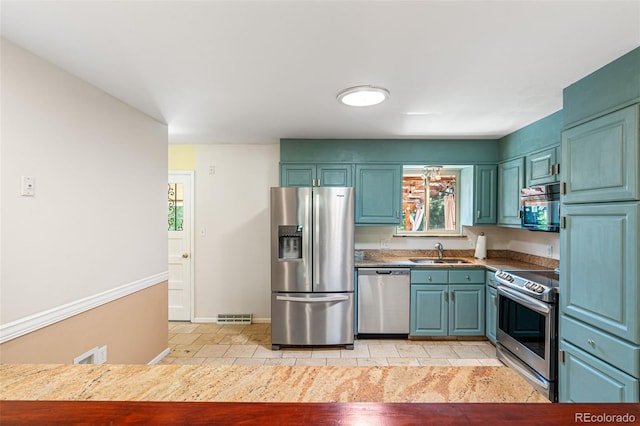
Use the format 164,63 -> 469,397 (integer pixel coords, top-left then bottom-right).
520,183 -> 560,232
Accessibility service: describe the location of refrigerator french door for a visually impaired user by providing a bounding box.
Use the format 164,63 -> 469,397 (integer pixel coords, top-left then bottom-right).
270,187 -> 354,350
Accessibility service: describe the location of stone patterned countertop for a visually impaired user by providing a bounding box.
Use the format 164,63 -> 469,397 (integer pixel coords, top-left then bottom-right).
355,256 -> 557,271
0,364 -> 549,403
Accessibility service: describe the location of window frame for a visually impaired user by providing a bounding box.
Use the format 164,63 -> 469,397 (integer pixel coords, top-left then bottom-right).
396,166 -> 462,236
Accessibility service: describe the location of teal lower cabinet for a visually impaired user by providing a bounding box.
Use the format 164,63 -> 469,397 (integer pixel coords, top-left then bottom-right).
559,339 -> 639,402
410,269 -> 485,337
485,272 -> 498,344
558,314 -> 640,402
449,285 -> 486,336
411,284 -> 448,336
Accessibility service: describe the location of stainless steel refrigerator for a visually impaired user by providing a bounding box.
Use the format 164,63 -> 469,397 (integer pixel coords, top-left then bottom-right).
270,186 -> 354,350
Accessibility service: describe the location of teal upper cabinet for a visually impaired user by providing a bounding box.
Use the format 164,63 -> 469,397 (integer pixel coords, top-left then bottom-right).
281,163 -> 315,186
475,165 -> 498,224
560,202 -> 639,344
460,165 -> 497,226
498,158 -> 525,227
355,164 -> 402,225
318,164 -> 353,187
526,146 -> 560,186
561,104 -> 639,204
281,163 -> 353,187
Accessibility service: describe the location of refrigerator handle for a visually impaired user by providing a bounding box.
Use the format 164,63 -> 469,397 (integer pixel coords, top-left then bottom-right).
276,295 -> 349,303
313,191 -> 320,287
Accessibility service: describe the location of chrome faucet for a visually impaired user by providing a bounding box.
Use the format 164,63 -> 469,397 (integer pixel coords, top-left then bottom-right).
435,242 -> 444,260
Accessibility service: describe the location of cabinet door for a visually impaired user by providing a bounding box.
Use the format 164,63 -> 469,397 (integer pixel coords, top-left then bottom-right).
561,104 -> 639,204
527,146 -> 559,186
317,164 -> 353,187
559,340 -> 639,402
486,285 -> 498,344
281,164 -> 315,187
449,284 -> 485,336
355,164 -> 402,224
474,165 -> 498,224
560,202 -> 639,343
498,158 -> 525,226
410,284 -> 448,336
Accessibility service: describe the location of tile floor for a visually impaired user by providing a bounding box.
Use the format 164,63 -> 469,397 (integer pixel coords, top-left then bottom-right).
160,322 -> 504,367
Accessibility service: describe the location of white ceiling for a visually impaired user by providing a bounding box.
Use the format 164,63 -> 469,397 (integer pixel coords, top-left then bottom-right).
1,1 -> 639,144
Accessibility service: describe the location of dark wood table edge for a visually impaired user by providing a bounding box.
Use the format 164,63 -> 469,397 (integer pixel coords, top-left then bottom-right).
1,401 -> 639,425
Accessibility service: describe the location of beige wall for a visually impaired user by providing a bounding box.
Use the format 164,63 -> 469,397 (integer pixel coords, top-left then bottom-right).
1,39 -> 168,362
0,283 -> 168,364
191,144 -> 279,322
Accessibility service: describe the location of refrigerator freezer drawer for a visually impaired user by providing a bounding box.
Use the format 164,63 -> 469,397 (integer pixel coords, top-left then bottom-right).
271,292 -> 354,348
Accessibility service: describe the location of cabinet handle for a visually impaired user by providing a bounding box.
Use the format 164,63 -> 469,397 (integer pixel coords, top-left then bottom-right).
396,210 -> 399,219
428,276 -> 432,282
465,275 -> 470,281
444,291 -> 448,302
587,339 -> 595,347
312,179 -> 316,187
560,182 -> 566,195
318,179 -> 321,186
476,210 -> 481,219
549,165 -> 554,175
555,164 -> 560,175
450,291 -> 455,301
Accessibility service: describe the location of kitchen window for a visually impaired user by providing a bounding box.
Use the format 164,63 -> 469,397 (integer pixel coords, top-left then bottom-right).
397,166 -> 460,236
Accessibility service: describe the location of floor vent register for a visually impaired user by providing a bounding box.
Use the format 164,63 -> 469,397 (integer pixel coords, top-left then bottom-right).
217,313 -> 252,325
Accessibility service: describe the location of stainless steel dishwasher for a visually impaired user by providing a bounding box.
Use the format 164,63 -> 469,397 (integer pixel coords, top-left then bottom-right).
357,268 -> 410,335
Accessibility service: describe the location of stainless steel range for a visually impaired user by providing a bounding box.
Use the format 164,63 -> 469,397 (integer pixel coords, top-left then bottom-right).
495,269 -> 559,402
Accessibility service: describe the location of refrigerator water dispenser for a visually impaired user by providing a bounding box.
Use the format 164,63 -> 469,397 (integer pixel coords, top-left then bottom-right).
278,225 -> 302,259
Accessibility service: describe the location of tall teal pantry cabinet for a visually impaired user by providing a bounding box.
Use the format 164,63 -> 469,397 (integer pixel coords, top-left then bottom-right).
558,47 -> 640,403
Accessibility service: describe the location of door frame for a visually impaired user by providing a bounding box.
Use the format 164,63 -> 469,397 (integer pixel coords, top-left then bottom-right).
169,170 -> 195,321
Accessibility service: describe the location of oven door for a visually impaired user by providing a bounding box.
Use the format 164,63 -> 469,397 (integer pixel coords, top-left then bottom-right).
496,285 -> 557,380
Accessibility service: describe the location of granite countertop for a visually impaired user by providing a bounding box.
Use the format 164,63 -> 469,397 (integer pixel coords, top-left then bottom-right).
0,364 -> 548,403
355,250 -> 558,272
355,257 -> 544,271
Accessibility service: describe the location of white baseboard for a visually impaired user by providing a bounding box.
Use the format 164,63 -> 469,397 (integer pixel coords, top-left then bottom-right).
0,272 -> 168,344
148,347 -> 171,365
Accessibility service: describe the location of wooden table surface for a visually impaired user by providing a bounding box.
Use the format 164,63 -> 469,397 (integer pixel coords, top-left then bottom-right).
1,401 -> 638,425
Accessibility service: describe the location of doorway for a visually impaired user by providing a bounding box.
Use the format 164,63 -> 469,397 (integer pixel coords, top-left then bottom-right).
168,171 -> 194,321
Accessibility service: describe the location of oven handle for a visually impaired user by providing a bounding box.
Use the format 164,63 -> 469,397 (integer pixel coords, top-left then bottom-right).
497,286 -> 551,315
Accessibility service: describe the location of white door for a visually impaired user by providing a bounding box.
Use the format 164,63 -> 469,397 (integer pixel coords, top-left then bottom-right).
168,171 -> 193,321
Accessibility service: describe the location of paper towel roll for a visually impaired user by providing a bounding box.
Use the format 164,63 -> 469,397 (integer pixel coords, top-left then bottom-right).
474,235 -> 487,259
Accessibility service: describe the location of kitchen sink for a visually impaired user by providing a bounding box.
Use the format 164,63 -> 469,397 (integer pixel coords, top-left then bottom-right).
409,258 -> 471,264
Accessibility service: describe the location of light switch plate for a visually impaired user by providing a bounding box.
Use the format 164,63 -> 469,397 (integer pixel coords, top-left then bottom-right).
21,176 -> 35,196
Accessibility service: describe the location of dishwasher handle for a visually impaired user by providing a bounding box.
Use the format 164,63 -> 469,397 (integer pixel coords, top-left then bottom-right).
358,268 -> 410,276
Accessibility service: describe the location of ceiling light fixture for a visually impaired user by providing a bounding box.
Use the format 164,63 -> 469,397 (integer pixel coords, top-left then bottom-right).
337,85 -> 390,107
